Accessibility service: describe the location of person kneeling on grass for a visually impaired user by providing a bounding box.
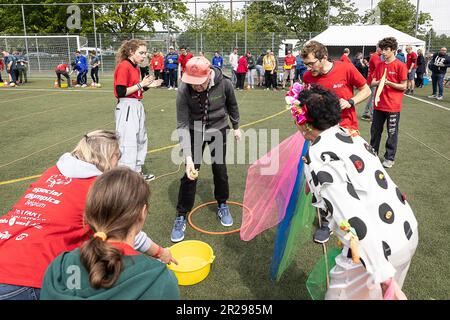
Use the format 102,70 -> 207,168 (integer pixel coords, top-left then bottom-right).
292,84 -> 418,299
0,131 -> 175,300
41,167 -> 180,300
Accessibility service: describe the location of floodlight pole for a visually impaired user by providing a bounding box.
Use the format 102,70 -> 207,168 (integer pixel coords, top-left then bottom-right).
21,5 -> 31,73
414,0 -> 420,37
92,3 -> 98,52
244,1 -> 247,53
327,0 -> 331,27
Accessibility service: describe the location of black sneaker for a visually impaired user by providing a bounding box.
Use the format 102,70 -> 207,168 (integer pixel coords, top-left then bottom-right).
140,172 -> 155,181
361,115 -> 372,122
313,225 -> 333,244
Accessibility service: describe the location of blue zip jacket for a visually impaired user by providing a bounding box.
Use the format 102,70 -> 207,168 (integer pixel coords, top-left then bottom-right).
212,55 -> 223,69
165,52 -> 179,70
75,55 -> 88,72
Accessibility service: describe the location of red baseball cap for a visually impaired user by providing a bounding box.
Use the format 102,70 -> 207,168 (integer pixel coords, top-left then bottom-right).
181,56 -> 211,85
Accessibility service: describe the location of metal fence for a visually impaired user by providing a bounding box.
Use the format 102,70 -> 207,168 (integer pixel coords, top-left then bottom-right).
3,30 -> 450,73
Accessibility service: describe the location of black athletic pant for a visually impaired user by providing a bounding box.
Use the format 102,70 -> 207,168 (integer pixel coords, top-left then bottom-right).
176,127 -> 229,216
56,70 -> 71,87
236,73 -> 246,89
91,67 -> 99,83
153,69 -> 161,80
265,70 -> 274,89
415,71 -> 424,87
168,69 -> 177,88
370,110 -> 400,161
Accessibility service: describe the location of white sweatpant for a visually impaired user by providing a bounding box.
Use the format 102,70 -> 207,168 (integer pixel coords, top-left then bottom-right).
115,98 -> 148,172
325,229 -> 418,300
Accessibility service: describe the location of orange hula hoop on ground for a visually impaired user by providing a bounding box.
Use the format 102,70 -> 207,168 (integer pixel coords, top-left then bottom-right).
187,201 -> 251,235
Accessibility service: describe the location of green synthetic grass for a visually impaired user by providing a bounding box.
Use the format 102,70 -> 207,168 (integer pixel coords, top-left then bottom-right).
0,77 -> 449,300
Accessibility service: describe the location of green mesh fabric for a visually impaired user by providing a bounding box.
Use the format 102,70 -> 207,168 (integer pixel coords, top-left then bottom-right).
306,247 -> 342,300
274,184 -> 316,281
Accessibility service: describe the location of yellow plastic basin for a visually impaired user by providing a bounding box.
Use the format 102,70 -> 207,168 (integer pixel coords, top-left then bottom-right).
168,240 -> 215,286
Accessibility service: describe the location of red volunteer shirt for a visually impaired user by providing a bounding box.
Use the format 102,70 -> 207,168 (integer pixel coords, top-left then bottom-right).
406,51 -> 417,70
55,64 -> 68,72
340,54 -> 352,64
179,52 -> 194,73
114,59 -> 143,99
367,53 -> 382,85
373,58 -> 408,113
303,61 -> 367,130
284,55 -> 296,68
0,165 -> 96,288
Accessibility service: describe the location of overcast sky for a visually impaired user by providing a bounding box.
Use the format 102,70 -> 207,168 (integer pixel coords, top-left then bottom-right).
168,0 -> 449,33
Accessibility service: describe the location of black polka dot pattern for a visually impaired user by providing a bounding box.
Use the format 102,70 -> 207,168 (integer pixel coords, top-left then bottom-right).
396,187 -> 406,204
349,154 -> 365,173
382,241 -> 391,260
404,221 -> 413,240
311,135 -> 321,146
375,170 -> 388,189
323,198 -> 333,215
317,171 -> 334,185
312,193 -> 318,204
360,257 -> 366,269
348,217 -> 367,240
311,171 -> 319,186
335,132 -> 353,144
319,208 -> 327,217
347,182 -> 360,200
320,151 -> 340,162
302,151 -> 311,165
364,143 -> 377,156
347,248 -> 353,259
379,203 -> 395,224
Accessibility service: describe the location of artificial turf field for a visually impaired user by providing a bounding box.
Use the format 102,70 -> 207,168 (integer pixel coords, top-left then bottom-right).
0,76 -> 449,300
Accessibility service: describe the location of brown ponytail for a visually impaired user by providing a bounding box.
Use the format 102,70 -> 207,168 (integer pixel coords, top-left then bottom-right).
115,39 -> 147,64
80,167 -> 151,289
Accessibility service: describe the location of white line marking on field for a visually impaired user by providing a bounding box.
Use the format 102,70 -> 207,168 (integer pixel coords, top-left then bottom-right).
405,95 -> 450,111
0,88 -> 111,93
404,131 -> 450,161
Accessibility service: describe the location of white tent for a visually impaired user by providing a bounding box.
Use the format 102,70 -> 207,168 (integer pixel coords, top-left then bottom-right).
308,25 -> 425,47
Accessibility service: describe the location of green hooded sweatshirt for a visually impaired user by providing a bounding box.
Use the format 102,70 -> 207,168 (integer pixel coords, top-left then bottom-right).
40,246 -> 180,300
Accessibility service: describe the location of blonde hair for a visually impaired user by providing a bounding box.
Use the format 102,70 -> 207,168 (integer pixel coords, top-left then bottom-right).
71,130 -> 119,173
116,39 -> 147,64
81,167 -> 151,289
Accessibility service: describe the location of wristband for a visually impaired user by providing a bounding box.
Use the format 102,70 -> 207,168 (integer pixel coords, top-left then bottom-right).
137,83 -> 142,90
151,245 -> 163,258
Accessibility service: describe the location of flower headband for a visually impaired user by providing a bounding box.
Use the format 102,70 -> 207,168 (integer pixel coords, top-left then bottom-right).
285,83 -> 310,125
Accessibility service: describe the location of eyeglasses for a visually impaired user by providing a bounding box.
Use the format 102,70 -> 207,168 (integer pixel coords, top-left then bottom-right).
304,59 -> 320,68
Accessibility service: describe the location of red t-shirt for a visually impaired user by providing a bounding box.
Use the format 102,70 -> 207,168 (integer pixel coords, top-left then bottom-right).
0,165 -> 96,288
179,52 -> 194,72
114,59 -> 143,99
406,51 -> 417,70
303,61 -> 367,130
373,58 -> 408,113
55,64 -> 68,72
340,54 -> 352,64
284,55 -> 296,68
367,53 -> 382,85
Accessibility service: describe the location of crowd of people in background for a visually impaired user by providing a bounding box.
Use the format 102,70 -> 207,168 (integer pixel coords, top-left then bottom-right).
1,44 -> 448,97
0,49 -> 29,86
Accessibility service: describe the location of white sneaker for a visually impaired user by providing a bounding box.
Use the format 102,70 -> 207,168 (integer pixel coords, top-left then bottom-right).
168,86 -> 173,90
436,96 -> 443,100
175,87 -> 178,91
382,159 -> 395,168
81,84 -> 87,88
427,94 -> 437,99
75,84 -> 81,87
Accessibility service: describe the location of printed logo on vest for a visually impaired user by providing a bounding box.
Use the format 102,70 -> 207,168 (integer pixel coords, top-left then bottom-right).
47,174 -> 72,188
